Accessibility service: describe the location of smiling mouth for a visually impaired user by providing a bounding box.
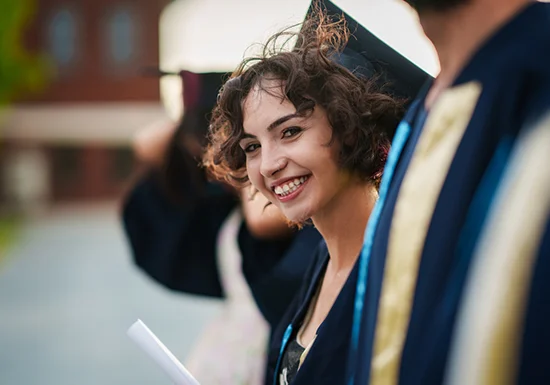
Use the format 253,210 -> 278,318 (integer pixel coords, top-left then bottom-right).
272,176 -> 310,198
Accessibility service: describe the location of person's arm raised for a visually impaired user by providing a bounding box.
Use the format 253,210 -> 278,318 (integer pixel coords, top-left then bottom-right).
132,120 -> 176,166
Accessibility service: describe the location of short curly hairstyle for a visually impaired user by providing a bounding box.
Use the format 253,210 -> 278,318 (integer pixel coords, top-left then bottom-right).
204,7 -> 404,189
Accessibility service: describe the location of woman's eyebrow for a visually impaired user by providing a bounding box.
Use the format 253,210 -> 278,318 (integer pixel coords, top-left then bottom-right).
241,133 -> 256,140
241,113 -> 300,140
266,113 -> 300,132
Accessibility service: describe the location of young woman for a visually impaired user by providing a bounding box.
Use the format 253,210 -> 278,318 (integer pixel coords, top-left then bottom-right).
204,3 -> 428,384
122,70 -> 321,385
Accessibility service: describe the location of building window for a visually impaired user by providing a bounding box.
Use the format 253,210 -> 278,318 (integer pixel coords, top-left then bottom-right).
47,8 -> 79,67
51,147 -> 81,186
103,6 -> 140,73
111,147 -> 135,181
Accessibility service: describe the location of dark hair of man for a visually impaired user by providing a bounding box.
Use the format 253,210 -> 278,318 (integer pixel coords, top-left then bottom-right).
403,0 -> 471,13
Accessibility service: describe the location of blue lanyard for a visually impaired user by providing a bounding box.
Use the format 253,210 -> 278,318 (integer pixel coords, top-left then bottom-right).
347,119 -> 413,385
273,325 -> 294,385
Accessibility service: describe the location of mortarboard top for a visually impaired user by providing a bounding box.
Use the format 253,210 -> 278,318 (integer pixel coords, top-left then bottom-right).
144,68 -> 226,111
302,0 -> 431,101
179,70 -> 226,111
143,69 -> 226,140
177,71 -> 226,138
145,69 -> 226,137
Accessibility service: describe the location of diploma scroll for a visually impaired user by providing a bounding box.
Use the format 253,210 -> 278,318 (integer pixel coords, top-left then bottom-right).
127,319 -> 200,385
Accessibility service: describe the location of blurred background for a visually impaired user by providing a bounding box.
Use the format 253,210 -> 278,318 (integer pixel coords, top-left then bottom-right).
0,0 -> 437,384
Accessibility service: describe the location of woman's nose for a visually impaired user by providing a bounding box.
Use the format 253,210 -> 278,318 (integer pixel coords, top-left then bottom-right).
260,152 -> 287,177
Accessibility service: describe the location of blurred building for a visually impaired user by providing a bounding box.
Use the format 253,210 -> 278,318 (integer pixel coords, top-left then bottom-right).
0,0 -> 171,212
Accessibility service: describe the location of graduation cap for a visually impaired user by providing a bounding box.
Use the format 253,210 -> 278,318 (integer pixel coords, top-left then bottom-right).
143,68 -> 225,112
139,69 -> 228,202
302,0 -> 431,101
144,68 -> 226,137
179,70 -> 226,113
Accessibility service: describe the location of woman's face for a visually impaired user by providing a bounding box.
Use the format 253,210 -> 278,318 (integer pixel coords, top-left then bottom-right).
239,79 -> 349,223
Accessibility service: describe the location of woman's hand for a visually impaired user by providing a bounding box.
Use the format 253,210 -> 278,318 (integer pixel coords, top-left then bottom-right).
132,120 -> 177,166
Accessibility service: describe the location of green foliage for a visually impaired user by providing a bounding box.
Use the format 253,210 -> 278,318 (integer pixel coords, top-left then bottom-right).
0,215 -> 21,262
0,0 -> 49,105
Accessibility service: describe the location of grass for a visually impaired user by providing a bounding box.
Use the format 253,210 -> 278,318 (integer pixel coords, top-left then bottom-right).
0,215 -> 21,262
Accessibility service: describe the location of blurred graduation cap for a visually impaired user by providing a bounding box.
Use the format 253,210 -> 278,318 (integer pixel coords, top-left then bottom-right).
145,68 -> 226,118
302,0 -> 431,101
140,69 -> 228,201
178,70 -> 226,113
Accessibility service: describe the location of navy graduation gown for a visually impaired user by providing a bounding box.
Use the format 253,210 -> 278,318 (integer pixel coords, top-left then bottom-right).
122,171 -> 235,297
122,170 -> 322,329
266,241 -> 359,385
354,3 -> 550,385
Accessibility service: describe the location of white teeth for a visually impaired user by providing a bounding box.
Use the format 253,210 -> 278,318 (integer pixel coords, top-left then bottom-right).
273,176 -> 309,197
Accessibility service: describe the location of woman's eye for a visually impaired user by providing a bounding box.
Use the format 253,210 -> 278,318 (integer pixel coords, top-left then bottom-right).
282,126 -> 302,138
244,143 -> 260,153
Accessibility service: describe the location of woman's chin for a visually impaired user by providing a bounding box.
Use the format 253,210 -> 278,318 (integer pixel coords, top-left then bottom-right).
280,207 -> 311,225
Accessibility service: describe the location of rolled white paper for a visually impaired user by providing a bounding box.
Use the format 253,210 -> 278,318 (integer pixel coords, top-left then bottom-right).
127,319 -> 200,385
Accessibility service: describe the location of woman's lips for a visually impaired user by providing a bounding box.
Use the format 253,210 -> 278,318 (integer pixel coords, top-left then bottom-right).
274,176 -> 309,203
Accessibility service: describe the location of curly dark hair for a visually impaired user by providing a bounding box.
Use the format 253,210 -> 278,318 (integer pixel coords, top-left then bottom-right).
204,6 -> 404,189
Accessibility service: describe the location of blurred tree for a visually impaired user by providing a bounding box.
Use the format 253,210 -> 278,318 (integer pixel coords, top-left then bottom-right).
0,0 -> 48,259
0,0 -> 49,105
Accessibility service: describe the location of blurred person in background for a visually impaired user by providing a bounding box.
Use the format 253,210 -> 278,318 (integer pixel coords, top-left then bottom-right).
121,70 -> 321,384
349,0 -> 550,384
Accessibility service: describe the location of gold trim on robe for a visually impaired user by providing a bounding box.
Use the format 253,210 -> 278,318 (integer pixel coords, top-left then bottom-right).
370,82 -> 483,385
445,112 -> 550,385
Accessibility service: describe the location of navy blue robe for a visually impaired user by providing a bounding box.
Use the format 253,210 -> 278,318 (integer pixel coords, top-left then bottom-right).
352,3 -> 550,385
266,241 -> 360,385
122,170 -> 322,330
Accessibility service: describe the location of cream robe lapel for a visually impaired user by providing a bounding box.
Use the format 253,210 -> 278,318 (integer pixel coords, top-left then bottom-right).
445,112 -> 550,385
370,82 -> 483,385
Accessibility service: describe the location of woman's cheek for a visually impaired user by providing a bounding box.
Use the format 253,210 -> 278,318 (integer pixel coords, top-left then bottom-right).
246,160 -> 263,192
